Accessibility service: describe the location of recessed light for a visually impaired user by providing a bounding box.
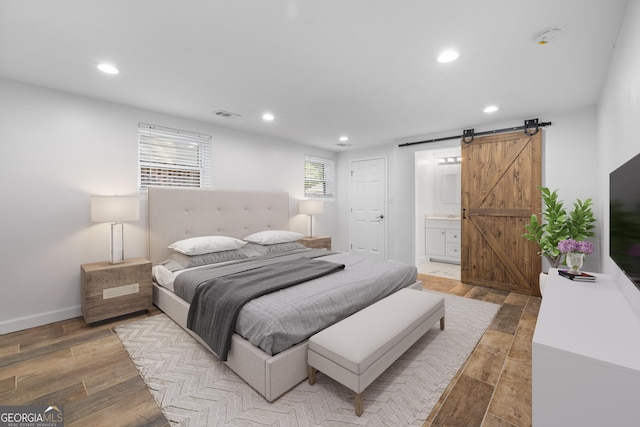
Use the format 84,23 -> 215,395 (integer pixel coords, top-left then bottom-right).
339,136 -> 349,142
97,63 -> 120,75
437,50 -> 459,63
262,112 -> 275,121
483,105 -> 499,113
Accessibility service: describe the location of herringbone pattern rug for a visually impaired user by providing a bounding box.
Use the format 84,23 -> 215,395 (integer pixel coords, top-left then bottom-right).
115,292 -> 498,426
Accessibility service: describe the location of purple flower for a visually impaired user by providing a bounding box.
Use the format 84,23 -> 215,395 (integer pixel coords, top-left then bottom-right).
576,240 -> 595,254
558,238 -> 578,253
558,238 -> 595,254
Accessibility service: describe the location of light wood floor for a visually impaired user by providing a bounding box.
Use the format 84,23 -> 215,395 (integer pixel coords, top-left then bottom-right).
0,275 -> 540,427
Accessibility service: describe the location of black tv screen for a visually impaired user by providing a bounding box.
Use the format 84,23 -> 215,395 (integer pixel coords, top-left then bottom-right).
610,151 -> 640,289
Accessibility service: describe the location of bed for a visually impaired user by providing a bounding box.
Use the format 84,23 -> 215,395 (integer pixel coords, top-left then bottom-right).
148,186 -> 421,401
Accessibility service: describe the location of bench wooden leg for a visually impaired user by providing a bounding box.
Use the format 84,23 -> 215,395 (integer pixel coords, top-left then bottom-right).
440,316 -> 445,330
308,366 -> 317,385
355,392 -> 363,416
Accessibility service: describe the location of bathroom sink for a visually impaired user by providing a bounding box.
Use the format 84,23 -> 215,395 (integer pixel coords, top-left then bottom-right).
425,214 -> 460,220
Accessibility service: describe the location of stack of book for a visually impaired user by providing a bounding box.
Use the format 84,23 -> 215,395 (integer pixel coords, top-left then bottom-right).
558,270 -> 596,281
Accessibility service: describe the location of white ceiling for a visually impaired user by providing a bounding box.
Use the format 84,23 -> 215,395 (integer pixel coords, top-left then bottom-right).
0,0 -> 629,151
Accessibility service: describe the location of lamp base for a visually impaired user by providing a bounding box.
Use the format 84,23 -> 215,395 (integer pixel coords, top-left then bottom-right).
110,222 -> 124,264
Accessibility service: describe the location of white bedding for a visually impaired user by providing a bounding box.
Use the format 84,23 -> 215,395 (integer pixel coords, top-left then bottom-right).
152,250 -> 307,292
152,242 -> 310,291
153,264 -> 178,291
153,261 -> 239,292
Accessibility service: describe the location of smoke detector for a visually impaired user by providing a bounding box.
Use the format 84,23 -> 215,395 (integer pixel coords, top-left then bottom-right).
535,28 -> 562,45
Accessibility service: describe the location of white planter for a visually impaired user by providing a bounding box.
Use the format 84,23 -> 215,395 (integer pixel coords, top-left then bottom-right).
539,272 -> 548,297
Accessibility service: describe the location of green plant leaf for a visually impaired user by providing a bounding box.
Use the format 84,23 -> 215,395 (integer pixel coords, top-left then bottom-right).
522,186 -> 596,263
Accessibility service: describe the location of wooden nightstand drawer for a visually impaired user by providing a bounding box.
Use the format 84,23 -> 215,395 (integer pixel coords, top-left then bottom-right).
298,236 -> 331,251
81,257 -> 152,323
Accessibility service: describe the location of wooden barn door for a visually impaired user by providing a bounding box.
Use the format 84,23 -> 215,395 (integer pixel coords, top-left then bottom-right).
461,131 -> 542,296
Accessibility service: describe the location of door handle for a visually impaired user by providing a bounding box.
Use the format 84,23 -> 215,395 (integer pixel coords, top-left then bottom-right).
374,214 -> 385,222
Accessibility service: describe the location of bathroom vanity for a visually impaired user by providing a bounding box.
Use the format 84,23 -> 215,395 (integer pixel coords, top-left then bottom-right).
424,215 -> 461,264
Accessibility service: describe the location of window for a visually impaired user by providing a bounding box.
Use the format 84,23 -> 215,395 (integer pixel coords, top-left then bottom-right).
138,123 -> 212,189
304,155 -> 335,198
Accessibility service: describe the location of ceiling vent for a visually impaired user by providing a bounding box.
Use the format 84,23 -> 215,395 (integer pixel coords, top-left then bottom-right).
213,109 -> 242,119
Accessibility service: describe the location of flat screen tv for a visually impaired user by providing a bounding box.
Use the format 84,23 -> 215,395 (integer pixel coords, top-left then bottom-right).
610,151 -> 640,289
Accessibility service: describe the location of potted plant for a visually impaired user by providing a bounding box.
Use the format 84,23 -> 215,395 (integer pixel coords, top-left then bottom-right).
523,186 -> 596,270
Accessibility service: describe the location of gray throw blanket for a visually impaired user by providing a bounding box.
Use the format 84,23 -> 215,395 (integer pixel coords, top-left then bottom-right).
187,257 -> 345,361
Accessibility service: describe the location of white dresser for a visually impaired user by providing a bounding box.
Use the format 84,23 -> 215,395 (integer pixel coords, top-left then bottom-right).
532,269 -> 640,426
424,216 -> 460,264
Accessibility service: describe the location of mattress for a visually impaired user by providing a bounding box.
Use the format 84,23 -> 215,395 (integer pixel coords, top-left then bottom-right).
153,250 -> 417,356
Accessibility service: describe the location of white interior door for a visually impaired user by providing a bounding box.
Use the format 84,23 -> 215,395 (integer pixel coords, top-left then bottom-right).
350,158 -> 387,259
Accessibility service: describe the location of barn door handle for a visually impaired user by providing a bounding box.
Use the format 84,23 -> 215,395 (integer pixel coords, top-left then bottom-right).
462,209 -> 466,219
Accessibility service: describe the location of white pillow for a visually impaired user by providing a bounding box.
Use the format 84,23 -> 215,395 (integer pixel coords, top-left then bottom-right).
243,230 -> 304,245
168,235 -> 246,256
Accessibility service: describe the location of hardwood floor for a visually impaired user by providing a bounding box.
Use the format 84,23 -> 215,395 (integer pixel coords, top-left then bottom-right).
0,276 -> 540,427
420,274 -> 541,427
0,307 -> 169,427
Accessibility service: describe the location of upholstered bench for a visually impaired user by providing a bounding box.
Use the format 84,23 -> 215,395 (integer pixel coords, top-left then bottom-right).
307,288 -> 445,416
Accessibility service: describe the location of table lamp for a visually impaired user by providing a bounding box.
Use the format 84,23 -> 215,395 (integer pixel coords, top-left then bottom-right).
91,196 -> 140,264
299,200 -> 323,237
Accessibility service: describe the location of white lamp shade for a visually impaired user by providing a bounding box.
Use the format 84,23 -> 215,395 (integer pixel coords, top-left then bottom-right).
91,196 -> 140,223
299,199 -> 324,215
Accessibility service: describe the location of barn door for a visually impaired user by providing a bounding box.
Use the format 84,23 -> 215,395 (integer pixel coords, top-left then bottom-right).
461,131 -> 542,296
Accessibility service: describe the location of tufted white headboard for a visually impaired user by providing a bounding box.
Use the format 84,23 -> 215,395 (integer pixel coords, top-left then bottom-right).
148,187 -> 290,264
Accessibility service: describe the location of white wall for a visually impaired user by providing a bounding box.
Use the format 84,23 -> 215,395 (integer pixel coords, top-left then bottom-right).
0,78 -> 336,334
337,108 -> 601,270
597,0 -> 640,316
542,105 -> 601,273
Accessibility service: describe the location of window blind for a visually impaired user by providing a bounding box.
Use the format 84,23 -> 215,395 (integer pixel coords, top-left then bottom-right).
304,155 -> 335,198
138,123 -> 212,189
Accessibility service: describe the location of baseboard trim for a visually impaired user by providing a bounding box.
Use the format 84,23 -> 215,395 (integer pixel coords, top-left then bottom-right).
0,305 -> 82,335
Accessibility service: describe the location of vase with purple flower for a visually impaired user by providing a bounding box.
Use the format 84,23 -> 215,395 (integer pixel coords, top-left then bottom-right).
558,239 -> 595,274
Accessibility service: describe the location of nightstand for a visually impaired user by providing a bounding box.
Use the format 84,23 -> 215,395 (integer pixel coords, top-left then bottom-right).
298,236 -> 332,251
81,257 -> 152,323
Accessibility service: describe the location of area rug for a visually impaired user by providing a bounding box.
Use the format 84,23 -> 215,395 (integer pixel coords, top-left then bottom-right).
115,292 -> 499,426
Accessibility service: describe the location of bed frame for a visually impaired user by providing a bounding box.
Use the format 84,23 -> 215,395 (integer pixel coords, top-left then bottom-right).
147,186 -> 421,401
